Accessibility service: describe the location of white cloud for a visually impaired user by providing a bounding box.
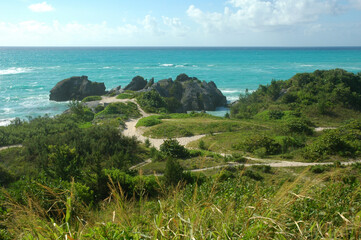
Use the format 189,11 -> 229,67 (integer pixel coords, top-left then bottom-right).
28,2 -> 54,13
162,17 -> 189,36
142,15 -> 163,35
0,20 -> 140,46
187,0 -> 340,33
349,0 -> 361,9
0,16 -> 190,46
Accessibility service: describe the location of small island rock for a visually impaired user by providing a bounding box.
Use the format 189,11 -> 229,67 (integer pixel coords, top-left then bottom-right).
49,76 -> 106,101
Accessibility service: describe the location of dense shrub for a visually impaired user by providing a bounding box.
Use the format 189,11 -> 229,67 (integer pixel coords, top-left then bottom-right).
234,135 -> 281,155
242,169 -> 264,181
160,139 -> 189,159
136,90 -> 167,113
284,118 -> 313,135
0,165 -> 15,187
304,129 -> 357,160
231,69 -> 361,119
164,158 -> 184,186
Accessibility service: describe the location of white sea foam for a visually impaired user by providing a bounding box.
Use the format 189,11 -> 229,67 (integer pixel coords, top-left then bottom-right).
160,64 -> 174,67
20,95 -> 48,107
2,108 -> 15,114
227,96 -> 240,102
0,67 -> 33,75
0,118 -> 14,126
300,64 -> 314,67
102,66 -> 112,69
220,89 -> 240,94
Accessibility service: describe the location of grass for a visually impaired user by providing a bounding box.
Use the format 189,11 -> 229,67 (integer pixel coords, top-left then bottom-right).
3,164 -> 361,239
116,93 -> 135,99
136,115 -> 162,127
95,102 -> 141,120
81,95 -> 102,102
143,117 -> 268,138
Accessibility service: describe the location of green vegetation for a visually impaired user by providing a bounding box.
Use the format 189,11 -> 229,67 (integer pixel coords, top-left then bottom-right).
116,92 -> 135,99
136,90 -> 182,113
94,102 -> 141,126
81,95 -> 102,102
231,69 -> 361,124
160,139 -> 190,159
1,69 -> 361,238
135,115 -> 162,127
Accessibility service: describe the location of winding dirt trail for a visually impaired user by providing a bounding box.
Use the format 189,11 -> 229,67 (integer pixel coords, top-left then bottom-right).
97,97 -> 361,171
3,99 -> 354,172
97,96 -> 206,149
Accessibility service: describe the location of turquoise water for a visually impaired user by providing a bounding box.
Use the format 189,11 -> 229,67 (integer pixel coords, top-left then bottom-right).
1,47 -> 361,125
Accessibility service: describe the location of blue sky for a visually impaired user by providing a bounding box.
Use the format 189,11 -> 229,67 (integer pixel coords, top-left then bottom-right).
0,0 -> 361,46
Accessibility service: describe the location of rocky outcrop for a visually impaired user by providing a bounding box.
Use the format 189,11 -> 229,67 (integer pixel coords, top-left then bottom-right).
142,74 -> 227,112
49,76 -> 106,101
124,76 -> 147,91
108,85 -> 122,95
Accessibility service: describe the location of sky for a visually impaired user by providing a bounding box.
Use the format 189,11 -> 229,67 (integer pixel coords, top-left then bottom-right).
0,0 -> 361,46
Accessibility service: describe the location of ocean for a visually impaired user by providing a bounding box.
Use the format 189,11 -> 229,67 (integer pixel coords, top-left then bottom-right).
1,47 -> 361,125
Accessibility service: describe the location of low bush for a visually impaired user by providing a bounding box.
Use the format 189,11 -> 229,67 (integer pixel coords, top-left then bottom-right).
96,102 -> 140,119
82,96 -> 102,102
116,93 -> 134,99
284,118 -> 313,135
234,135 -> 282,155
242,169 -> 263,181
136,116 -> 162,127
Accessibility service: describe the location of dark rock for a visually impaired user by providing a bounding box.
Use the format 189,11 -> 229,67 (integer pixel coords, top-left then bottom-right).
124,76 -> 147,91
108,85 -> 122,95
146,74 -> 227,112
175,73 -> 198,82
49,76 -> 106,101
144,78 -> 154,89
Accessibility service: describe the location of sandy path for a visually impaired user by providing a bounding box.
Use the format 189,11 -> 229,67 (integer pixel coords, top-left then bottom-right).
92,97 -> 360,171
97,96 -> 206,149
190,159 -> 361,172
0,145 -> 22,151
315,127 -> 337,132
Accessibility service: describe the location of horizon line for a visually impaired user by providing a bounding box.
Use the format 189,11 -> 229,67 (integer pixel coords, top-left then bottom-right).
1,46 -> 361,48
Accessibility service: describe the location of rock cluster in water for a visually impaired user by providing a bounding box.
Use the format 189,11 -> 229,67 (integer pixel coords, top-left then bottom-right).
49,76 -> 106,101
50,74 -> 227,112
123,73 -> 227,112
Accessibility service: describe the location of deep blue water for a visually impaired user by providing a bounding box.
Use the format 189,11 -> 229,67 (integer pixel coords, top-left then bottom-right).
1,47 -> 361,125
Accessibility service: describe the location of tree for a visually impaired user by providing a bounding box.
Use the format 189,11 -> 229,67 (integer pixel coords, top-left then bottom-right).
47,144 -> 82,181
160,139 -> 189,159
164,158 -> 183,186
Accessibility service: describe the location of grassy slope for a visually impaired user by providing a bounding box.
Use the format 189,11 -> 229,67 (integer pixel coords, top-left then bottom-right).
3,163 -> 361,239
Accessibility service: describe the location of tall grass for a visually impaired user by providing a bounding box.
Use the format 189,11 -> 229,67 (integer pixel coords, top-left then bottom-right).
2,167 -> 361,239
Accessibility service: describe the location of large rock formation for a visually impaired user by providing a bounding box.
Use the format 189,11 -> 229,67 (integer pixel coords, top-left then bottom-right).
134,74 -> 227,112
123,76 -> 147,91
49,76 -> 106,101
